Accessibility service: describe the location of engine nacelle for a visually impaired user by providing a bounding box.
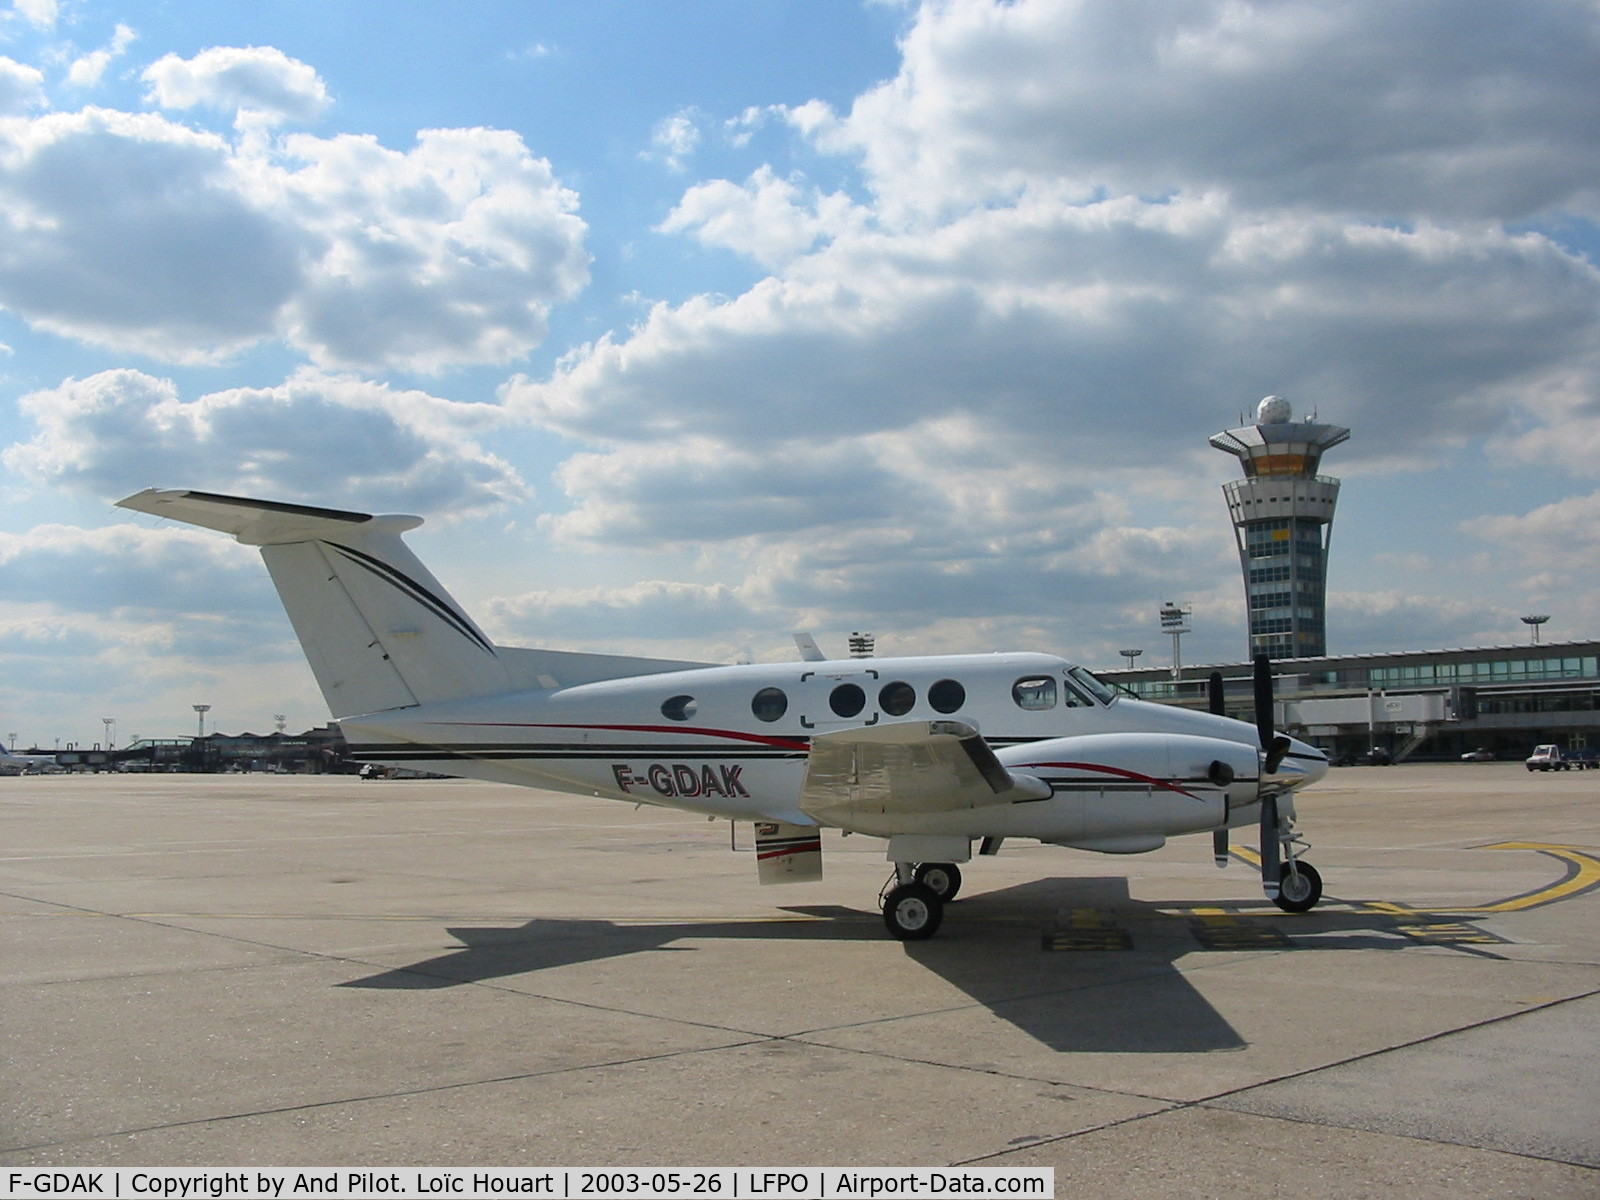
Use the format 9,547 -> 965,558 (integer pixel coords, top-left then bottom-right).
1001,731 -> 1261,843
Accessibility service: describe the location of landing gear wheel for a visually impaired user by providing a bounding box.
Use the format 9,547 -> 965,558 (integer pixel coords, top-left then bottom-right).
913,861 -> 962,902
1273,861 -> 1322,913
882,883 -> 943,940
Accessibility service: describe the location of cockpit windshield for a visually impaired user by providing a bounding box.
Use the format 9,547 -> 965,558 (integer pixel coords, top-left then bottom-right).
1065,665 -> 1117,705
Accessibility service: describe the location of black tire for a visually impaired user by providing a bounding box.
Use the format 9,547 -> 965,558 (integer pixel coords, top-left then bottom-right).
913,861 -> 962,902
882,882 -> 943,940
1273,861 -> 1322,913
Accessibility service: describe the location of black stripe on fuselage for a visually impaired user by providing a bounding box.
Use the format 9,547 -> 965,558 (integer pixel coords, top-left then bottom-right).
327,542 -> 496,655
344,742 -> 809,762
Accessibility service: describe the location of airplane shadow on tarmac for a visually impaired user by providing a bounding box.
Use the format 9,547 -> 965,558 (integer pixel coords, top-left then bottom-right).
339,874 -> 1500,1053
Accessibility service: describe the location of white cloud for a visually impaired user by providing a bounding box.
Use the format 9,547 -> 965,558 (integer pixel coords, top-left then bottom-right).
142,45 -> 329,127
659,166 -> 867,268
0,100 -> 590,370
645,109 -> 701,171
277,126 -> 590,371
0,521 -> 269,616
66,23 -> 136,88
0,520 -> 325,742
11,0 -> 55,32
4,367 -> 527,516
0,56 -> 45,114
516,196 -> 1600,476
822,0 -> 1600,224
0,108 -> 301,361
496,0 -> 1600,668
485,579 -> 756,645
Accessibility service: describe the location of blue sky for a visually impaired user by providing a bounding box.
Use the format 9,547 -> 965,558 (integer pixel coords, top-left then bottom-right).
4,0 -> 1600,748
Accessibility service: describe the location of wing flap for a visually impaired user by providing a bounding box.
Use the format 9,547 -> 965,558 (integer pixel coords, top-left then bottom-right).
799,720 -> 1050,825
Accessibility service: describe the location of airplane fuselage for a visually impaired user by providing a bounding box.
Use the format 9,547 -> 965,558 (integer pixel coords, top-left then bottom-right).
341,651 -> 1326,850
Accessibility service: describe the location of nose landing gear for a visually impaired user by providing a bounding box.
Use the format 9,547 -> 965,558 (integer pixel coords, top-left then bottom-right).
1268,817 -> 1322,913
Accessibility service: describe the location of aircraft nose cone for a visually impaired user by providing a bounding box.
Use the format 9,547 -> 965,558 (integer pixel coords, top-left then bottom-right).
1291,736 -> 1330,786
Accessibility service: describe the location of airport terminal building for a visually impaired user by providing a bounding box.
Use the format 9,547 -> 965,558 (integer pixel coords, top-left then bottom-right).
1104,639 -> 1600,762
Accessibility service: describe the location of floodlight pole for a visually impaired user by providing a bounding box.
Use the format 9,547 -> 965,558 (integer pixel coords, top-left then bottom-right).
1159,603 -> 1191,680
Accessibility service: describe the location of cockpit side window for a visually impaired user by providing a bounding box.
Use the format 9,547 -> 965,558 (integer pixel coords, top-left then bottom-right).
1065,665 -> 1116,705
1012,676 -> 1057,710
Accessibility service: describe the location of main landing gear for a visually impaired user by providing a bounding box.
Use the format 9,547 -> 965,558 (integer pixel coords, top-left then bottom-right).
881,861 -> 962,940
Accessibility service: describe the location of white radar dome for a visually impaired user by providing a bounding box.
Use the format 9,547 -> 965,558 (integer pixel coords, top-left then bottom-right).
1256,395 -> 1292,424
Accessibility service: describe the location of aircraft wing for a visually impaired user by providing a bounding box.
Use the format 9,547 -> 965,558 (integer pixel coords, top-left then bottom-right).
798,720 -> 1051,826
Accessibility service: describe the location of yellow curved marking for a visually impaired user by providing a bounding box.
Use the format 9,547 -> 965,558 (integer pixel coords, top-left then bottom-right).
1448,842 -> 1600,914
1231,841 -> 1600,915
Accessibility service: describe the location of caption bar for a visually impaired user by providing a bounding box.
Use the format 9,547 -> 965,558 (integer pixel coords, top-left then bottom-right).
4,1171 -> 1053,1200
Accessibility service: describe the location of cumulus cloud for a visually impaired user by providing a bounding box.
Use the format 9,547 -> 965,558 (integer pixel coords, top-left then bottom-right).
0,520 -> 321,739
820,0 -> 1600,224
11,0 -> 55,32
142,45 -> 329,126
659,166 -> 867,268
516,198 -> 1599,498
0,56 -> 46,114
0,101 -> 589,369
645,109 -> 701,171
0,521 -> 269,616
278,127 -> 590,371
67,23 -> 136,89
4,368 -> 526,515
0,108 -> 303,360
485,579 -> 757,645
493,0 -> 1600,664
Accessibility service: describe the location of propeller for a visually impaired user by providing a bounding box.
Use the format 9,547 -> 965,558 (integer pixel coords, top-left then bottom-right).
1208,672 -> 1229,867
1253,653 -> 1288,899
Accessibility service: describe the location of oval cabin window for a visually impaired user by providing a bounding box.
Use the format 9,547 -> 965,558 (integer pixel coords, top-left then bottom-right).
661,695 -> 698,721
829,683 -> 867,718
928,679 -> 966,714
751,687 -> 788,723
879,681 -> 916,716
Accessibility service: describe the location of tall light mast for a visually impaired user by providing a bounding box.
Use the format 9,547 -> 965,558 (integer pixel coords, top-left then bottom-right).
1210,396 -> 1349,660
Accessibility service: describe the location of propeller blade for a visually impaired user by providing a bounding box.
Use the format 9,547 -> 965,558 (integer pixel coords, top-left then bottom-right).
1212,827 -> 1228,868
1260,793 -> 1280,898
1252,653 -> 1274,750
1207,671 -> 1225,717
1264,734 -> 1292,776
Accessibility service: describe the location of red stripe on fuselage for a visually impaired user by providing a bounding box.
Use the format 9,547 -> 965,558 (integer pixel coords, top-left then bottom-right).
1022,760 -> 1204,800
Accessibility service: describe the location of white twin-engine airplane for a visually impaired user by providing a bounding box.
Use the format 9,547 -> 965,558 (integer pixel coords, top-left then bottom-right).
117,488 -> 1330,940
0,747 -> 59,774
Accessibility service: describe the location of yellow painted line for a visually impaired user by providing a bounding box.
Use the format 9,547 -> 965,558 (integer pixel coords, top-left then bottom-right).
1190,906 -> 1237,926
1233,840 -> 1600,916
1450,843 -> 1600,914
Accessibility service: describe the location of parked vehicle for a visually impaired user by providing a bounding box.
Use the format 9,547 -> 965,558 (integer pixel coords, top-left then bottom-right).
1526,745 -> 1569,771
1565,748 -> 1599,770
1461,748 -> 1495,761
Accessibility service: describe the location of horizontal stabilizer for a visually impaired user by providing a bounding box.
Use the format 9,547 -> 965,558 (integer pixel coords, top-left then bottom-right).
116,488 -> 420,545
118,488 -> 505,716
116,488 -> 719,717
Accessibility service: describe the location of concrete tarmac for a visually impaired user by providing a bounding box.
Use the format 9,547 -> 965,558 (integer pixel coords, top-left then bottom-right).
2,763 -> 1597,1196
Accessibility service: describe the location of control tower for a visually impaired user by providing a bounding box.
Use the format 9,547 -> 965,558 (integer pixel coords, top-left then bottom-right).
1210,396 -> 1349,659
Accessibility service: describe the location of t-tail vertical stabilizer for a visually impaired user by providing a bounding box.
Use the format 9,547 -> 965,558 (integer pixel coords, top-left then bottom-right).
117,488 -> 511,717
